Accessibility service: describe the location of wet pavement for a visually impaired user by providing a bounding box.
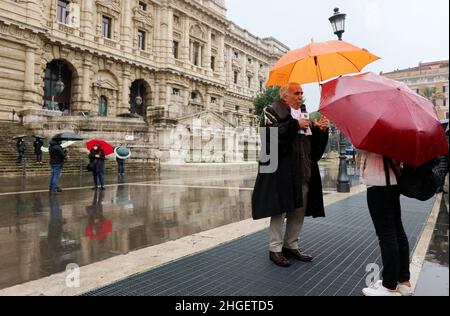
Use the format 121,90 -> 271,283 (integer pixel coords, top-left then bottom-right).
415,195 -> 449,296
0,166 -> 359,290
84,193 -> 435,296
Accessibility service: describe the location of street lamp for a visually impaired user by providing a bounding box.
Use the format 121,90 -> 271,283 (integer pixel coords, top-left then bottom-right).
135,96 -> 143,107
96,78 -> 105,116
135,82 -> 143,113
329,7 -> 347,41
329,7 -> 351,193
53,62 -> 65,111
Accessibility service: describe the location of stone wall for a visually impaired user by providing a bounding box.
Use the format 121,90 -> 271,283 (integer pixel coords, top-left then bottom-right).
0,0 -> 288,164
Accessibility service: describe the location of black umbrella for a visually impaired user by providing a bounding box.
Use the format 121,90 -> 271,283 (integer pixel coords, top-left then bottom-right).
12,135 -> 27,140
52,132 -> 84,141
33,135 -> 46,139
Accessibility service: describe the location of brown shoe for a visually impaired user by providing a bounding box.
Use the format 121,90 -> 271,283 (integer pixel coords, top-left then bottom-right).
269,252 -> 291,267
282,248 -> 314,262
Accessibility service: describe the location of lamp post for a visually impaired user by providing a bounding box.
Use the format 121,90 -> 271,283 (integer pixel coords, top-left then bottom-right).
96,78 -> 105,116
329,7 -> 351,193
135,96 -> 143,115
135,82 -> 143,115
54,62 -> 65,111
329,7 -> 347,41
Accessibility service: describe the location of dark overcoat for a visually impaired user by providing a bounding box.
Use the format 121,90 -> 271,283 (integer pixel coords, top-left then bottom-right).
89,150 -> 106,172
252,102 -> 329,220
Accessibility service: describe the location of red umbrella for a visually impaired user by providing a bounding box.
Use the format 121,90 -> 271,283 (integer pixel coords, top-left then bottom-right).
86,139 -> 115,156
85,218 -> 112,240
319,72 -> 448,167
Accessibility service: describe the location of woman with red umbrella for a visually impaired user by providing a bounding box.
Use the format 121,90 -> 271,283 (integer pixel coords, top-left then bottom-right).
88,143 -> 106,191
319,73 -> 449,296
358,151 -> 412,297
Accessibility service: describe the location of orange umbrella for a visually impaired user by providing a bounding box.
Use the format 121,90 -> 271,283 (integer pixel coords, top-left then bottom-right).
267,40 -> 380,87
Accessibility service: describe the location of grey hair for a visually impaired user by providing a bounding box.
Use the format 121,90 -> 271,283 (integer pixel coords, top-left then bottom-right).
279,83 -> 301,99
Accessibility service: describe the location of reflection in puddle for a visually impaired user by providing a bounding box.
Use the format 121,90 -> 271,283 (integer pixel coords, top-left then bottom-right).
0,166 -> 360,289
415,198 -> 449,296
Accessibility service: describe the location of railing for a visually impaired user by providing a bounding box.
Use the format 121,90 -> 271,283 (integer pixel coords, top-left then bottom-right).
140,51 -> 151,59
58,23 -> 75,35
103,38 -> 117,48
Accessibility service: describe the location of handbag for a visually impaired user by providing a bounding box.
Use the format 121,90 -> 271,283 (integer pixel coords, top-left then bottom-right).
384,157 -> 437,201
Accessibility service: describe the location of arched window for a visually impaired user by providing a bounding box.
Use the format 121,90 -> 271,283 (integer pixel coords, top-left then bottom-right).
99,95 -> 108,117
43,60 -> 73,112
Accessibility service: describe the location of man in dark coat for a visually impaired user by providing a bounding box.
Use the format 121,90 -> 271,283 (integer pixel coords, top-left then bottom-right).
33,137 -> 44,164
49,139 -> 67,194
16,138 -> 26,164
89,144 -> 106,191
252,83 -> 329,268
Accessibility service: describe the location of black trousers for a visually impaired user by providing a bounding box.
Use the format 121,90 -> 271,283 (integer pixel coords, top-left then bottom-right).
367,186 -> 411,290
17,152 -> 24,163
118,161 -> 125,175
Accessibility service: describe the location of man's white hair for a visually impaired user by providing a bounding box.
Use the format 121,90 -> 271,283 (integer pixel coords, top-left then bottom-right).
279,82 -> 301,99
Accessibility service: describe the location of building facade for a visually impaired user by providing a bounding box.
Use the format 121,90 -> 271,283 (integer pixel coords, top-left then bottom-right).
383,60 -> 449,120
0,0 -> 288,163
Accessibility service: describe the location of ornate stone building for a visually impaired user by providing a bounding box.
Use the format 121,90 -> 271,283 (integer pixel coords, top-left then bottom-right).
0,0 -> 288,164
383,60 -> 449,121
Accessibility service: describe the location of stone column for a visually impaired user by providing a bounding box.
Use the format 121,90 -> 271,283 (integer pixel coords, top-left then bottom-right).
203,28 -> 212,72
182,16 -> 190,63
50,0 -> 57,23
218,33 -> 225,79
23,46 -> 38,110
119,65 -> 131,116
242,54 -> 247,89
81,0 -> 94,41
153,5 -> 161,55
121,0 -> 132,52
81,54 -> 92,113
183,89 -> 190,115
156,5 -> 168,64
96,12 -> 102,36
227,46 -> 232,84
166,6 -> 174,65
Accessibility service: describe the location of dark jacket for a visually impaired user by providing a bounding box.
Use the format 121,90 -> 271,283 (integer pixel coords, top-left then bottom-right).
433,155 -> 449,188
17,140 -> 26,153
49,140 -> 66,165
89,149 -> 106,172
252,102 -> 329,220
33,139 -> 43,154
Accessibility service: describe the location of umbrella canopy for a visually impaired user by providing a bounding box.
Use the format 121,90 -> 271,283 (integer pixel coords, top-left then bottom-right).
12,135 -> 27,140
42,141 -> 76,153
53,132 -> 84,141
267,40 -> 380,87
115,147 -> 131,160
86,139 -> 115,156
85,218 -> 112,240
33,135 -> 46,139
319,72 -> 449,167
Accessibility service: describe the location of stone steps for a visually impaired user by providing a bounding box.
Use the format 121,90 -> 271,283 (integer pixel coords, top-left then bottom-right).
0,122 -> 159,177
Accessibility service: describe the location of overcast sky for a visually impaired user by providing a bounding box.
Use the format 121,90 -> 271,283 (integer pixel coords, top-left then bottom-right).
226,0 -> 450,111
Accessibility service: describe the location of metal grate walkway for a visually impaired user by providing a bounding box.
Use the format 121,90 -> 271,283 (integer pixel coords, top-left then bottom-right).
84,193 -> 434,296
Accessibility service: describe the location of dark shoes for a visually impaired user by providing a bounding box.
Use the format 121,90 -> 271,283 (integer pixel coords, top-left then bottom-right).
269,252 -> 291,268
282,248 -> 314,262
